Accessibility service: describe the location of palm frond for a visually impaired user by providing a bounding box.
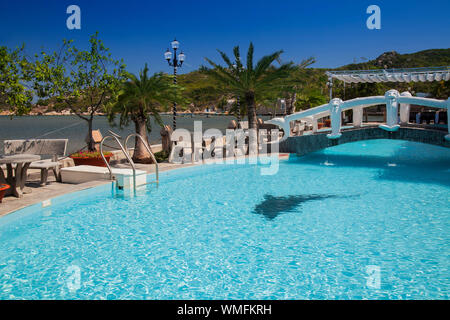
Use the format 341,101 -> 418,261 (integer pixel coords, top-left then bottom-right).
217,50 -> 234,69
203,58 -> 242,90
246,42 -> 254,74
298,57 -> 316,68
110,64 -> 177,129
233,46 -> 243,70
254,50 -> 283,80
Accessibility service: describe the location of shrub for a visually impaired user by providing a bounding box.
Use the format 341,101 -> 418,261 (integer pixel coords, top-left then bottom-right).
154,150 -> 169,162
70,151 -> 113,158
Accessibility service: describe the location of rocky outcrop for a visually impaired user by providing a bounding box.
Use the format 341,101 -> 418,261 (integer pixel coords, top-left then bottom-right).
374,51 -> 400,69
30,105 -> 49,115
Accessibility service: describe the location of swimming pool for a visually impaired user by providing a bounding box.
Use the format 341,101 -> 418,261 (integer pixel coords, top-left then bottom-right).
0,139 -> 449,299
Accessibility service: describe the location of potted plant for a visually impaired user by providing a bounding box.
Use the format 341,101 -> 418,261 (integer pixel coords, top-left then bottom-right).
0,184 -> 10,203
69,151 -> 113,167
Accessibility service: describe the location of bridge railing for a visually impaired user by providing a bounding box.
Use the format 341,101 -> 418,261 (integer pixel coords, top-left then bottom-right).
266,89 -> 450,142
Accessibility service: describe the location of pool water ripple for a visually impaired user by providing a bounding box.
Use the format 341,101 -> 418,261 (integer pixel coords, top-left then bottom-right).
0,139 -> 449,299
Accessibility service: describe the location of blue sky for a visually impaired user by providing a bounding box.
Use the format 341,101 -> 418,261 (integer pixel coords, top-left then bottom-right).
1,0 -> 449,75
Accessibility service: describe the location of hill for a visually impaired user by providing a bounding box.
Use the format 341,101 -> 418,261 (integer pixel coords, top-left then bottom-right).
176,48 -> 449,113
338,48 -> 450,70
329,49 -> 450,101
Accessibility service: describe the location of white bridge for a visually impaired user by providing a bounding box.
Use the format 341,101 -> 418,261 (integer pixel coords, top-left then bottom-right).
267,90 -> 450,142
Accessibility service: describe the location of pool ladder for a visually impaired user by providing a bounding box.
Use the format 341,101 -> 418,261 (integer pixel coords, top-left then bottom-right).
99,131 -> 159,189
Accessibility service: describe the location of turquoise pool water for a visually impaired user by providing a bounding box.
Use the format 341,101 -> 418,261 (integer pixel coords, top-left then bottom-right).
0,139 -> 449,299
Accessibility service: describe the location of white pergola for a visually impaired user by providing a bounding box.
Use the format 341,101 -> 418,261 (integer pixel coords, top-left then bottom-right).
326,66 -> 450,99
326,66 -> 450,83
266,66 -> 450,144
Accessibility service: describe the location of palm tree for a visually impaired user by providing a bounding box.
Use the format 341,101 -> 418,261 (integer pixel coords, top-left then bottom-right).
109,64 -> 178,163
203,43 -> 294,130
228,95 -> 246,120
279,58 -> 316,115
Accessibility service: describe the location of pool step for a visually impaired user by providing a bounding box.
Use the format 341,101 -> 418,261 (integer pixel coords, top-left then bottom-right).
60,165 -> 147,188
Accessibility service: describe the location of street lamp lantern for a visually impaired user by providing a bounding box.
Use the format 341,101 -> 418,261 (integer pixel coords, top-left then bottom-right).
178,51 -> 185,63
164,49 -> 172,61
164,38 -> 185,130
171,39 -> 179,49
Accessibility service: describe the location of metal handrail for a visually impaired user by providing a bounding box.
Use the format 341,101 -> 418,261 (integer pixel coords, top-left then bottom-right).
100,135 -> 136,188
124,133 -> 159,184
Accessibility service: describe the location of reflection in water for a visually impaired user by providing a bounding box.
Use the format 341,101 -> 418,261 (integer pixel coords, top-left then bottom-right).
295,140 -> 450,187
253,194 -> 339,220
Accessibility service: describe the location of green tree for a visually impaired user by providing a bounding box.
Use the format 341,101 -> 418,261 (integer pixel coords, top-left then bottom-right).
108,64 -> 179,163
0,45 -> 33,115
177,70 -> 226,113
277,57 -> 316,114
33,32 -> 127,151
296,88 -> 328,111
203,43 -> 294,129
430,80 -> 450,100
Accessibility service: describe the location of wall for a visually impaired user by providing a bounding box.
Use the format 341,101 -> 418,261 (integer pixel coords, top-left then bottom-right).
280,126 -> 450,156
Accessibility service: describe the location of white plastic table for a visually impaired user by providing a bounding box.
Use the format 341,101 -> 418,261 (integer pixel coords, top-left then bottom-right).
0,154 -> 41,198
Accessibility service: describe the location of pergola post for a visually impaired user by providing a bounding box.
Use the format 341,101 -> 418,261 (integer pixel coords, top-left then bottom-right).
312,116 -> 319,133
400,91 -> 412,125
380,90 -> 400,132
327,98 -> 343,139
353,106 -> 363,127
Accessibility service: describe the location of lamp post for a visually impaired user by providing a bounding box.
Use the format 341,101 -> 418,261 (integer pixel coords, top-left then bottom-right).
164,39 -> 185,130
232,62 -> 241,122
